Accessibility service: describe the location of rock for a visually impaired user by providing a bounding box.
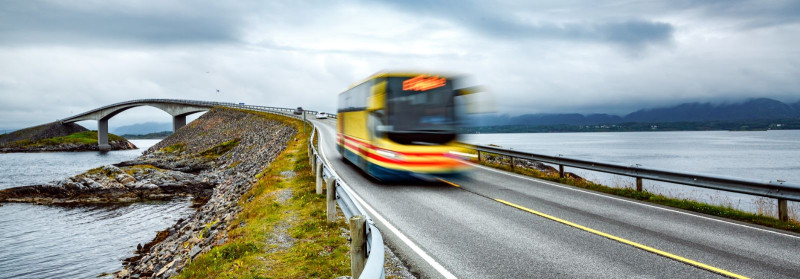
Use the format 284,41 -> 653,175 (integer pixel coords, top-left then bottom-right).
116,174 -> 137,186
189,245 -> 202,259
139,183 -> 159,189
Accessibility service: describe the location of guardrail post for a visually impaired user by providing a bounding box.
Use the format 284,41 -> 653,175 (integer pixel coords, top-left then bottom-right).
326,177 -> 336,223
636,177 -> 643,192
778,199 -> 789,221
510,156 -> 515,172
558,165 -> 564,178
349,215 -> 367,279
315,161 -> 323,195
477,151 -> 482,162
309,146 -> 314,167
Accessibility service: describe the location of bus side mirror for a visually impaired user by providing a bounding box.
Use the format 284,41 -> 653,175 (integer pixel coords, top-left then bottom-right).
456,86 -> 495,114
456,86 -> 484,96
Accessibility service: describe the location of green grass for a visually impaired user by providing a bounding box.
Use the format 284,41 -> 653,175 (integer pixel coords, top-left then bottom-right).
477,155 -> 800,234
6,131 -> 125,148
161,143 -> 187,154
177,111 -> 352,279
122,165 -> 159,176
200,139 -> 239,159
85,166 -> 122,178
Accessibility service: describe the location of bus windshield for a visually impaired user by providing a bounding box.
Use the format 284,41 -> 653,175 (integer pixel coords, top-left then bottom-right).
386,77 -> 456,133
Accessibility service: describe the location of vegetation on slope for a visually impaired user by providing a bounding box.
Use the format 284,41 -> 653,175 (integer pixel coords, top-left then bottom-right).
178,111 -> 353,278
0,122 -> 87,145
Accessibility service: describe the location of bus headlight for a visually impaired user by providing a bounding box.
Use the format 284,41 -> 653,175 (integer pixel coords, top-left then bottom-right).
376,149 -> 405,160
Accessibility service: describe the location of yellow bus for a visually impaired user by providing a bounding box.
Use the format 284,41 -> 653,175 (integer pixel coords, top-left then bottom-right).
336,72 -> 473,181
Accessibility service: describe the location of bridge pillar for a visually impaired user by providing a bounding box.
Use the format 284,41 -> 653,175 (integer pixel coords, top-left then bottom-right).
98,118 -> 110,151
173,115 -> 187,131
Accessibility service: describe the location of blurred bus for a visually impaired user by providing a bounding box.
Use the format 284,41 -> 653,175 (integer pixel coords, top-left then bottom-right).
336,72 -> 473,181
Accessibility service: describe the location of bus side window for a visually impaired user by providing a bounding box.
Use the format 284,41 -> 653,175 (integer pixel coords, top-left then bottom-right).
369,110 -> 385,140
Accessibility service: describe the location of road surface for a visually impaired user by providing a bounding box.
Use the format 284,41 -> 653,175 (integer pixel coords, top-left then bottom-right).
311,118 -> 800,279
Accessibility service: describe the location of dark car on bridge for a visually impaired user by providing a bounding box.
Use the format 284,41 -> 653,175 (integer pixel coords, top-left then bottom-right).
293,107 -> 303,115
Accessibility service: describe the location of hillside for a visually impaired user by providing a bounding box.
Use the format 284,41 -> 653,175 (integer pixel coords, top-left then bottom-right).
0,122 -> 135,152
0,122 -> 87,144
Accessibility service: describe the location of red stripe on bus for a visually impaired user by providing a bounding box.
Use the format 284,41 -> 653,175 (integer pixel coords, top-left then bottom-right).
338,133 -> 449,157
341,139 -> 461,167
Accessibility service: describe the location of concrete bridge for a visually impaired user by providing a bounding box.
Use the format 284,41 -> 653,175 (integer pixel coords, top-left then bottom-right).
58,99 -> 310,150
59,99 -> 223,150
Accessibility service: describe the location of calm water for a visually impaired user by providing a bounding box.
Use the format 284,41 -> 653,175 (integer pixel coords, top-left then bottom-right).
463,130 -> 800,214
0,140 -> 195,279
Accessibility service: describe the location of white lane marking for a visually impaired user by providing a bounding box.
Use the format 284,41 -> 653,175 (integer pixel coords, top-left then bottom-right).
469,162 -> 800,240
315,123 -> 458,279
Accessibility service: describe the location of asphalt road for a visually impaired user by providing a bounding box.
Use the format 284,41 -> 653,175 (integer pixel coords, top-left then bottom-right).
311,118 -> 800,279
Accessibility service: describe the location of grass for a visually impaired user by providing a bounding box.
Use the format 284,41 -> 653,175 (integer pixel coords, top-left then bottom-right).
161,143 -> 187,154
200,139 -> 239,159
122,165 -> 160,176
177,111 -> 352,279
85,166 -> 122,178
477,153 -> 800,234
6,131 -> 126,148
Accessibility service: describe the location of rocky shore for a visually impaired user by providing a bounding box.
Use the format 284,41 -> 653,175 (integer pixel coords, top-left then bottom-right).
0,122 -> 136,153
115,109 -> 296,278
0,139 -> 136,153
0,164 -> 215,204
0,107 -> 297,278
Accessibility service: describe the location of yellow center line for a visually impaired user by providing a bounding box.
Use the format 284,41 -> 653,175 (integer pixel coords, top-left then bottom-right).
437,178 -> 460,187
495,199 -> 749,279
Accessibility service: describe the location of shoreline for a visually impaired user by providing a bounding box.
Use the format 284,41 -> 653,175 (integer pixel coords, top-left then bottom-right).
0,108 -> 298,278
0,139 -> 137,153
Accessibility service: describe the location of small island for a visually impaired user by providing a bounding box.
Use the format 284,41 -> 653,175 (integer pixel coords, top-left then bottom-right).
0,122 -> 136,153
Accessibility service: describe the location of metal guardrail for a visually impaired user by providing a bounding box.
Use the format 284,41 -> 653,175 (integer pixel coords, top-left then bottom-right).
308,125 -> 385,278
468,143 -> 800,221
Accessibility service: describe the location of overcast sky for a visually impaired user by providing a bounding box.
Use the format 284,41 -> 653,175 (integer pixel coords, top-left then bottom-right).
2,0 -> 799,130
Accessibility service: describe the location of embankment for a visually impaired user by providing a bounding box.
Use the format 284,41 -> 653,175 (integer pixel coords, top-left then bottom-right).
0,122 -> 135,153
0,107 -> 297,278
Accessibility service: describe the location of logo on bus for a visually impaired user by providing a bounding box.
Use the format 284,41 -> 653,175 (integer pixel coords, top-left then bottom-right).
402,75 -> 446,91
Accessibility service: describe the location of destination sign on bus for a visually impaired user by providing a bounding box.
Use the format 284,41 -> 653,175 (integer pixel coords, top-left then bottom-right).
402,75 -> 446,91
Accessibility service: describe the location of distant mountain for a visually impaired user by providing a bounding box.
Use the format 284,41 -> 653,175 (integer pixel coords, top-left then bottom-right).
121,131 -> 172,139
112,122 -> 172,135
624,98 -> 799,122
466,98 -> 800,127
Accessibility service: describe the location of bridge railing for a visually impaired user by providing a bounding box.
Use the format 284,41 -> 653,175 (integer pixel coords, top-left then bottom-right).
59,98 -> 337,123
468,143 -> 800,221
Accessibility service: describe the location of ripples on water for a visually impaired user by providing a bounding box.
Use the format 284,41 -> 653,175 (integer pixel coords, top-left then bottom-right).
463,130 -> 800,214
0,140 -> 195,279
0,201 -> 193,279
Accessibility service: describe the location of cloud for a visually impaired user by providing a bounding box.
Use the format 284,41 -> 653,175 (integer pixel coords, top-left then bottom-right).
374,0 -> 675,49
0,1 -> 246,46
0,0 -> 798,129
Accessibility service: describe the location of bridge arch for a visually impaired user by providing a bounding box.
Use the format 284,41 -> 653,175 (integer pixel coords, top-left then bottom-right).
59,99 -> 216,150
